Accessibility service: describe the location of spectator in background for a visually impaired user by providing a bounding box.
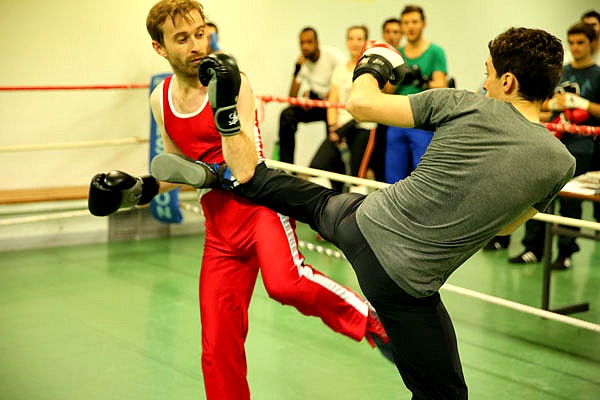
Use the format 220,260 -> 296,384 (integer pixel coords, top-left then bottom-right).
382,17 -> 403,48
205,21 -> 221,53
309,25 -> 376,192
582,10 -> 600,227
370,17 -> 404,182
509,22 -> 600,269
385,5 -> 448,184
582,10 -> 600,64
277,27 -> 343,164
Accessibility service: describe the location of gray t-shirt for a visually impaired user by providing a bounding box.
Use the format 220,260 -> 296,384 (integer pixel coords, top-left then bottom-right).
356,89 -> 576,298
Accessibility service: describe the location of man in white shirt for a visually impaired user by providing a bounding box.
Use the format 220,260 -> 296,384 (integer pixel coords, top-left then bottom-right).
278,27 -> 343,164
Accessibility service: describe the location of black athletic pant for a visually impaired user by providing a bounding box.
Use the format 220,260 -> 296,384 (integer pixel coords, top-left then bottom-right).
233,163 -> 468,399
278,105 -> 327,164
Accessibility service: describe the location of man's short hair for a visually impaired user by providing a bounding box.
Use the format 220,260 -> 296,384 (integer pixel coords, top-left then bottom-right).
382,17 -> 401,30
581,10 -> 600,22
146,0 -> 205,46
488,27 -> 563,101
300,26 -> 318,41
400,5 -> 425,21
568,21 -> 597,43
348,25 -> 369,40
206,21 -> 218,34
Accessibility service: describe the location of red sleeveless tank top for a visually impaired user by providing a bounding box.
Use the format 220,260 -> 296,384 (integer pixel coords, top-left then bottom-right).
161,75 -> 264,163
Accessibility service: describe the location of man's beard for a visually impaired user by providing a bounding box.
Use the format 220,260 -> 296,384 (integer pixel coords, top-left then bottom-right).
170,57 -> 200,79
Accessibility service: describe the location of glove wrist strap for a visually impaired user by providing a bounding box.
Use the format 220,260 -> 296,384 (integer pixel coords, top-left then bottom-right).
214,105 -> 241,136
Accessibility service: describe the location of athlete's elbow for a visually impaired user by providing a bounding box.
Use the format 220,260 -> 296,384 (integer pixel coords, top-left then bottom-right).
346,96 -> 370,123
234,168 -> 255,184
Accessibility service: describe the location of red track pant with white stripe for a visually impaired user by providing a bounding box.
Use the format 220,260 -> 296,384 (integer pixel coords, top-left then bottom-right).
199,189 -> 368,400
200,190 -> 368,400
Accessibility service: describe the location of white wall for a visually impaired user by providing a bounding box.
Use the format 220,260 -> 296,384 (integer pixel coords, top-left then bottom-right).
0,0 -> 597,189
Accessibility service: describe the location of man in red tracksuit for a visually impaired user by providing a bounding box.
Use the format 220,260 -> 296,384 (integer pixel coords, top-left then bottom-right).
90,1 -> 390,399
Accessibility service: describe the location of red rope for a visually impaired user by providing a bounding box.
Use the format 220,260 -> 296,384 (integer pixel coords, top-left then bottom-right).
0,84 -> 150,91
2,84 -> 598,135
542,122 -> 600,136
257,95 -> 345,109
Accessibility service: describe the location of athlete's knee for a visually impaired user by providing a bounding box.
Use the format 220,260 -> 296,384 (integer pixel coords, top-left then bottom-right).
279,106 -> 298,128
263,277 -> 305,305
318,192 -> 364,241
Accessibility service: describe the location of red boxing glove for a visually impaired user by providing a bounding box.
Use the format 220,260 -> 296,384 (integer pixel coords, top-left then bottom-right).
564,108 -> 590,125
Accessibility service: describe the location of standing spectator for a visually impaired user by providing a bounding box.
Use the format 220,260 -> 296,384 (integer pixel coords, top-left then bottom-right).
309,25 -> 376,191
382,17 -> 403,48
582,11 -> 600,227
278,27 -> 343,164
370,17 -> 404,182
509,22 -> 600,269
582,10 -> 600,64
385,5 -> 447,183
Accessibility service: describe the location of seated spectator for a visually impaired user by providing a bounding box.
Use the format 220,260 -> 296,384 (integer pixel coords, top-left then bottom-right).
309,25 -> 376,191
278,27 -> 343,164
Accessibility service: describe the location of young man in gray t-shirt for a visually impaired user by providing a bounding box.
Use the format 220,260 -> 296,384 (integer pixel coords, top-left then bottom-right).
153,28 -> 575,400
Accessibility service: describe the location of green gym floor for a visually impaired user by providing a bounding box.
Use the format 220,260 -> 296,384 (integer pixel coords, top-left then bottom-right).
1,220 -> 599,399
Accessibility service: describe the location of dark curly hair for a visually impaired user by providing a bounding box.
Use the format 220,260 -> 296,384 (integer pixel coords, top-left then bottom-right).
488,27 -> 563,102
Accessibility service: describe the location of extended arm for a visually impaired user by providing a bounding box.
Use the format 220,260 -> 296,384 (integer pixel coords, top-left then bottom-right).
346,74 -> 415,128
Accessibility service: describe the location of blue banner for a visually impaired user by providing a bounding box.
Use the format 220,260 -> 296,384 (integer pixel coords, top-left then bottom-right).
148,73 -> 183,224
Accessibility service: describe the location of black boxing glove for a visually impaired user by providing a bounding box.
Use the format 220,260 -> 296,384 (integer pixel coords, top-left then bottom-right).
198,53 -> 242,136
88,171 -> 159,216
401,64 -> 428,89
353,40 -> 407,89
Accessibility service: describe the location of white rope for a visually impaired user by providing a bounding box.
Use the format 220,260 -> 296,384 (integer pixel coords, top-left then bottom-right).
532,212 -> 600,231
265,159 -> 600,231
180,201 -> 203,215
442,284 -> 600,333
0,137 -> 149,153
283,234 -> 600,333
265,159 -> 388,189
297,240 -> 347,259
3,197 -> 597,333
293,237 -> 600,333
0,209 -> 91,226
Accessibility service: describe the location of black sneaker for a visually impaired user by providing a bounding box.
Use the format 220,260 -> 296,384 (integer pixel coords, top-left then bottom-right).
551,256 -> 571,270
508,250 -> 540,264
483,240 -> 509,251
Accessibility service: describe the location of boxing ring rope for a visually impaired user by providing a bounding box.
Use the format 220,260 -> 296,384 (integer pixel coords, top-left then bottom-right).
0,137 -> 149,153
0,84 -> 150,91
1,83 -> 599,135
